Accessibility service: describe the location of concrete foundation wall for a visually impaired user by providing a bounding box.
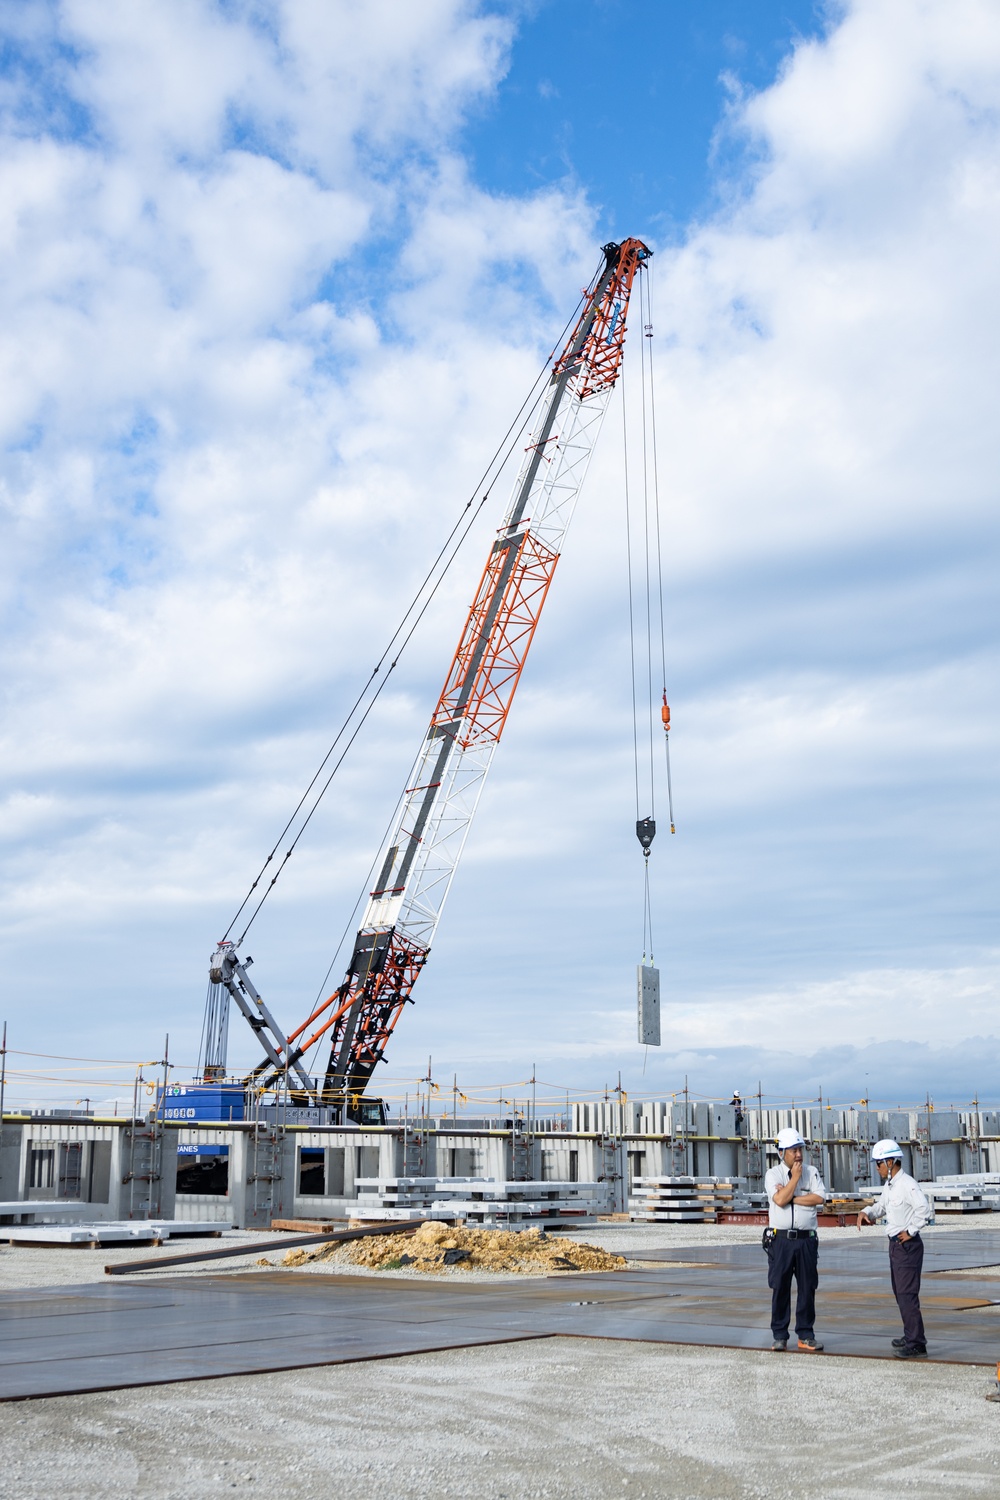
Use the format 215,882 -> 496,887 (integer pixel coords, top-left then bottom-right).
3,1106 -> 999,1227
11,1122 -> 175,1222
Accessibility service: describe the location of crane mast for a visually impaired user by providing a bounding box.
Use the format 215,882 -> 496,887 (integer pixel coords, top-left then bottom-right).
221,237 -> 651,1119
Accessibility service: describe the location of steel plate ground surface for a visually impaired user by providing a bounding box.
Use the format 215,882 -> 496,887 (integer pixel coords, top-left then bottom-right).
3,1229 -> 1000,1401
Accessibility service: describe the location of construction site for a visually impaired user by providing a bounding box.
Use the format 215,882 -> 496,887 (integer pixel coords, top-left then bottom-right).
4,1101 -> 1000,1497
3,221 -> 1000,1495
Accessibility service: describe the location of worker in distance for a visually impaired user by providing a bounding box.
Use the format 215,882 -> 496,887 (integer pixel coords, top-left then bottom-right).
856,1138 -> 931,1359
764,1128 -> 826,1352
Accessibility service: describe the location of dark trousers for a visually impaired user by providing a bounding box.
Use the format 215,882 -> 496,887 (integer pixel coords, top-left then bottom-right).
767,1235 -> 818,1340
889,1235 -> 926,1349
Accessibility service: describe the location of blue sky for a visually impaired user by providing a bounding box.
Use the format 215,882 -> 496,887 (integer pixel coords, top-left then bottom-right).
0,0 -> 998,1115
468,0 -> 828,235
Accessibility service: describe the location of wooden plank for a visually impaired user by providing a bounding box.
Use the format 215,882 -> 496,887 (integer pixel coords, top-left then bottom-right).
270,1218 -> 346,1233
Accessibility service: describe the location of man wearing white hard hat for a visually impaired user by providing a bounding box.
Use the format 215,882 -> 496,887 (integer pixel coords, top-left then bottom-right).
763,1128 -> 827,1352
857,1139 -> 931,1358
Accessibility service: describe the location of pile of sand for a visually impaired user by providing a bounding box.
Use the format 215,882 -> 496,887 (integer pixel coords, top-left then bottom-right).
280,1220 -> 625,1275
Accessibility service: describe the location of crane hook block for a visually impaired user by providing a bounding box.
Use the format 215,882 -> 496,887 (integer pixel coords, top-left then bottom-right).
636,817 -> 656,855
661,697 -> 671,732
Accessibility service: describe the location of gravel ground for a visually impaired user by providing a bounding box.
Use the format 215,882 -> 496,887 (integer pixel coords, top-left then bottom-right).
583,1216 -> 1000,1252
3,1219 -> 1000,1499
3,1337 -> 1000,1500
0,1231 -> 272,1291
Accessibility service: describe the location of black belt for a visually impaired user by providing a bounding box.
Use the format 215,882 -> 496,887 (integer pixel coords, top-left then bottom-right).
773,1228 -> 817,1239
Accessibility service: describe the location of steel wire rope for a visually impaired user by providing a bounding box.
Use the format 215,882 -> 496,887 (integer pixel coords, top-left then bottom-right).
297,772 -> 419,1082
624,314 -> 652,969
638,278 -> 656,823
642,264 -> 675,833
636,261 -> 676,974
2,1071 -> 163,1086
232,520 -> 483,946
638,265 -> 655,973
310,780 -> 409,1009
1,1048 -> 167,1065
222,288 -> 590,948
224,457 -> 510,944
625,266 -> 658,964
621,359 -> 641,821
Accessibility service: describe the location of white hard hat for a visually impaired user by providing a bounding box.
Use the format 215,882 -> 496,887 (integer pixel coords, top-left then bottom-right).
872,1138 -> 903,1161
776,1128 -> 806,1151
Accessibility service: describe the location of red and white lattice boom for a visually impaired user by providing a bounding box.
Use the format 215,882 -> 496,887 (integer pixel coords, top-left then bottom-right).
238,238 -> 651,1118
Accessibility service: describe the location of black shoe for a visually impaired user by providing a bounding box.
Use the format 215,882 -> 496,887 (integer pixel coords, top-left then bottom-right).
771,1338 -> 787,1352
894,1345 -> 927,1359
891,1337 -> 907,1348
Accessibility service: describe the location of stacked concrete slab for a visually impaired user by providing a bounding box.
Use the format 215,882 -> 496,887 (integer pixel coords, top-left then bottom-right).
1,1218 -> 232,1246
923,1174 -> 1000,1213
629,1177 -> 739,1223
354,1176 -> 607,1227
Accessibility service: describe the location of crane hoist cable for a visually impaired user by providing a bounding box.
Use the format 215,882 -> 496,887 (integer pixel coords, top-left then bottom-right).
623,348 -> 657,975
621,350 -> 641,824
625,328 -> 657,902
639,284 -> 656,829
629,260 -> 672,990
642,261 -> 675,836
218,290 -> 588,949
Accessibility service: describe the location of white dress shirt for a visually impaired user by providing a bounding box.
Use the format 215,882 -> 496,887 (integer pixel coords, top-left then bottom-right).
863,1168 -> 931,1238
764,1161 -> 826,1230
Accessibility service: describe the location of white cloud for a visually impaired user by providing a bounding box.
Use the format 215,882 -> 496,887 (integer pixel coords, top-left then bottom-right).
0,0 -> 998,1110
661,961 -> 1000,1052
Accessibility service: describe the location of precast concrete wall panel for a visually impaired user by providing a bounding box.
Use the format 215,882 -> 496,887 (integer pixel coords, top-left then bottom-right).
173,1192 -> 232,1222
0,1124 -> 22,1201
928,1112 -> 962,1142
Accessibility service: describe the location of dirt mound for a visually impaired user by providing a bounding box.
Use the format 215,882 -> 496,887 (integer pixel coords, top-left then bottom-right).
281,1220 -> 625,1275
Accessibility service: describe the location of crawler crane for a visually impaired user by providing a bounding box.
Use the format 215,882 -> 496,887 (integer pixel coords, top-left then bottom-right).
208,238 -> 652,1121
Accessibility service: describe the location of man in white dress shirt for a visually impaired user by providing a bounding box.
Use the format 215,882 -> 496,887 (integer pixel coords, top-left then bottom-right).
857,1138 -> 931,1358
764,1128 -> 826,1352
